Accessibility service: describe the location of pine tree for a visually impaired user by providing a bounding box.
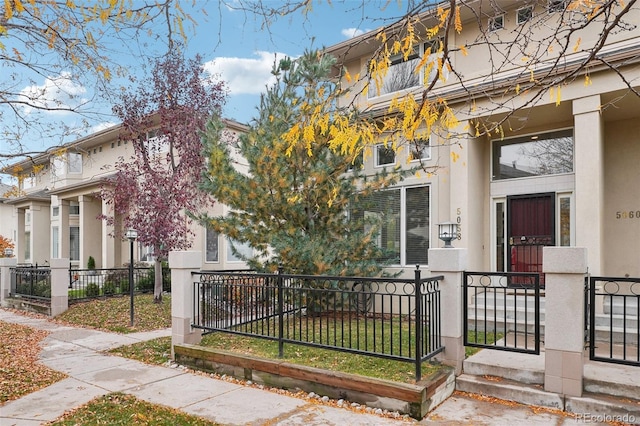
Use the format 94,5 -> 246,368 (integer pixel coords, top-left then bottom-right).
199,50 -> 412,277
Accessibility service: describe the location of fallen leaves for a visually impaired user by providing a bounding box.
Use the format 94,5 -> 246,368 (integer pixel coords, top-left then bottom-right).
0,320 -> 67,404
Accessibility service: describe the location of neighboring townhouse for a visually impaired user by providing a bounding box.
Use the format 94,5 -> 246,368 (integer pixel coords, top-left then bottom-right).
326,0 -> 640,278
1,118 -> 250,270
0,183 -> 17,251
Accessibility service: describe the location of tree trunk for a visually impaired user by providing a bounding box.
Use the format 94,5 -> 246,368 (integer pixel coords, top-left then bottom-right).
154,259 -> 163,303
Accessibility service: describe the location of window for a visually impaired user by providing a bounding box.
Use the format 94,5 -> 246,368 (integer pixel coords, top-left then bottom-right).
25,231 -> 31,261
68,152 -> 82,173
517,6 -> 533,24
409,138 -> 431,162
69,202 -> 80,215
139,245 -> 155,262
489,15 -> 504,32
548,0 -> 566,13
369,39 -> 445,98
492,129 -> 573,180
22,174 -> 35,190
52,206 -> 59,217
352,185 -> 430,266
346,152 -> 364,172
146,129 -> 170,154
206,227 -> 219,262
52,227 -> 59,258
227,238 -> 252,262
25,211 -> 31,225
559,195 -> 571,246
69,226 -> 79,261
375,144 -> 396,167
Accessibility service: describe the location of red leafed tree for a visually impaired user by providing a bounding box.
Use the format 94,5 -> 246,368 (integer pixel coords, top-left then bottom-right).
101,49 -> 226,303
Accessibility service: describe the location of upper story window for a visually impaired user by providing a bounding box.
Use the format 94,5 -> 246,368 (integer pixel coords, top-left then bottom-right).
69,201 -> 80,215
409,138 -> 431,162
375,144 -> 396,167
68,152 -> 82,174
145,129 -> 170,154
51,152 -> 82,182
227,238 -> 252,262
492,129 -> 574,180
548,0 -> 567,13
369,39 -> 444,98
517,6 -> 533,24
52,206 -> 59,217
489,15 -> 504,32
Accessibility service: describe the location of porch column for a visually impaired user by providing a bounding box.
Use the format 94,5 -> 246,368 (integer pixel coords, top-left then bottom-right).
50,258 -> 70,317
79,195 -> 101,269
0,256 -> 17,303
169,250 -> 202,358
429,247 -> 468,374
101,198 -> 115,268
59,200 -> 70,262
16,208 -> 25,263
573,96 -> 603,275
543,246 -> 587,397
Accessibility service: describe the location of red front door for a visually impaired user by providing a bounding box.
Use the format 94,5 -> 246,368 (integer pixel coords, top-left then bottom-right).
507,194 -> 555,286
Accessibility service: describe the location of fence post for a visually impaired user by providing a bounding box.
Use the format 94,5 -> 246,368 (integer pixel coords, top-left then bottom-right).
169,251 -> 202,359
543,247 -> 587,397
429,247 -> 467,375
277,265 -> 284,358
414,266 -> 423,381
50,258 -> 70,317
0,256 -> 17,303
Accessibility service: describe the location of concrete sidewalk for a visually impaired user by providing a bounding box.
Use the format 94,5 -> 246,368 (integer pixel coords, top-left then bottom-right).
0,309 -> 600,425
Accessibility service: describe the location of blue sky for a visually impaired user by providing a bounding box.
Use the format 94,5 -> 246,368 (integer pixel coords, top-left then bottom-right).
186,0 -> 403,124
0,0 -> 407,174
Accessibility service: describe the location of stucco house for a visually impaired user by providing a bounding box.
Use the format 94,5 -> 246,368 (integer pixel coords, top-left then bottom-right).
1,118 -> 249,270
324,0 -> 640,278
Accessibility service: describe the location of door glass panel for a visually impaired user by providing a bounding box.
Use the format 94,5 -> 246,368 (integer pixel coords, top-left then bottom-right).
559,197 -> 571,246
496,201 -> 505,271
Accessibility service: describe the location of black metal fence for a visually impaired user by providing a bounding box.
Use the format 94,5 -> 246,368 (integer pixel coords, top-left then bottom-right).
588,276 -> 640,366
464,271 -> 541,355
10,266 -> 52,301
68,267 -> 171,303
192,268 -> 443,381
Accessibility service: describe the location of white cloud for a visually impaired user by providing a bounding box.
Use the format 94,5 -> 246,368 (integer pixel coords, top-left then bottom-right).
203,51 -> 288,95
342,27 -> 369,38
19,72 -> 88,114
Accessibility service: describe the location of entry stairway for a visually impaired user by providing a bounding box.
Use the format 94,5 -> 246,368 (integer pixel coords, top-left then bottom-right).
456,341 -> 640,422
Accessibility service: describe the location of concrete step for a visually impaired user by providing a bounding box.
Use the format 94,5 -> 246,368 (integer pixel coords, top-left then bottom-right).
462,348 -> 544,384
584,360 -> 640,400
455,374 -> 563,409
566,392 -> 640,422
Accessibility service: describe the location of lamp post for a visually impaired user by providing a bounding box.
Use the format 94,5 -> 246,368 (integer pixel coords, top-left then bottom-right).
126,229 -> 138,326
438,222 -> 457,248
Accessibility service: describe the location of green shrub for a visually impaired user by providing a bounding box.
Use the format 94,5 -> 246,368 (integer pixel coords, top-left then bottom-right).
87,256 -> 96,270
103,281 -> 117,295
86,283 -> 100,297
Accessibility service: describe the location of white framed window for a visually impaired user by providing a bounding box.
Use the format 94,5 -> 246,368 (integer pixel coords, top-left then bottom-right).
548,0 -> 566,13
409,138 -> 431,162
226,238 -> 252,262
25,231 -> 31,261
68,152 -> 82,174
139,245 -> 155,262
22,174 -> 35,190
52,206 -> 59,217
351,185 -> 430,266
489,15 -> 504,32
557,193 -> 573,247
206,227 -> 219,262
375,144 -> 396,167
145,129 -> 170,154
25,211 -> 31,225
517,6 -> 533,24
52,226 -> 59,258
69,201 -> 80,215
369,39 -> 445,98
69,226 -> 79,261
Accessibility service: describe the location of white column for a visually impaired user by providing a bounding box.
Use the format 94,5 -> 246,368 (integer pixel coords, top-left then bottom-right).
429,247 -> 468,374
169,251 -> 203,358
50,258 -> 70,317
543,247 -> 587,397
573,96 -> 603,275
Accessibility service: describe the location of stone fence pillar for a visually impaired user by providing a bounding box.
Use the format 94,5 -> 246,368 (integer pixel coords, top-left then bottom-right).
429,248 -> 468,375
543,247 -> 588,397
169,251 -> 202,358
50,258 -> 70,317
0,257 -> 18,303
